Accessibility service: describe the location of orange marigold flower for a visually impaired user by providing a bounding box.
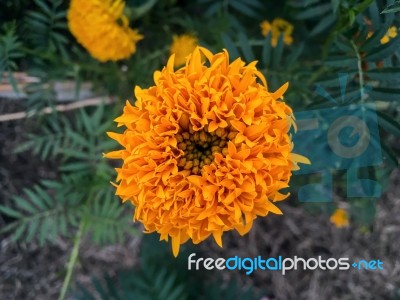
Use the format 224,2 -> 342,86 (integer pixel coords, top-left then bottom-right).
68,0 -> 143,62
105,47 -> 309,256
260,18 -> 294,47
330,208 -> 349,228
170,34 -> 198,67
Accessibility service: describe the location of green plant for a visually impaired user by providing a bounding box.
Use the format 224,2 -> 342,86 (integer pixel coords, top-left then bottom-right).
0,104 -> 136,299
74,234 -> 263,300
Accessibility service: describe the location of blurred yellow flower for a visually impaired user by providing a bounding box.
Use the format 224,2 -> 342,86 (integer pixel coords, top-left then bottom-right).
367,26 -> 398,44
68,0 -> 143,62
105,47 -> 309,256
170,34 -> 198,67
260,18 -> 293,47
330,208 -> 349,228
380,26 -> 397,44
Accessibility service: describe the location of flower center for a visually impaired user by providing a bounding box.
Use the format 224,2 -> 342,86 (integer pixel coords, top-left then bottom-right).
176,126 -> 237,175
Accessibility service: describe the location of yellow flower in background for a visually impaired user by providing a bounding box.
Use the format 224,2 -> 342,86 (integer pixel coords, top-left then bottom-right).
367,26 -> 398,44
380,26 -> 397,44
68,0 -> 143,62
330,208 -> 349,228
170,34 -> 198,67
260,18 -> 294,47
105,47 -> 309,256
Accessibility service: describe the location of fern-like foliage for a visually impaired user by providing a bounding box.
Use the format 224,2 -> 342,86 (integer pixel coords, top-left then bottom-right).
76,268 -> 187,300
3,104 -> 131,246
84,187 -> 136,245
0,22 -> 24,92
74,234 -> 263,300
197,0 -> 263,18
24,0 -> 69,62
0,180 -> 81,245
381,0 -> 400,13
314,6 -> 400,163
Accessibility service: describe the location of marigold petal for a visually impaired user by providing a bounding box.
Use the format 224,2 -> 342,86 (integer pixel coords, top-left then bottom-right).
290,153 -> 311,164
272,82 -> 289,99
172,233 -> 181,257
265,200 -> 283,215
235,218 -> 254,236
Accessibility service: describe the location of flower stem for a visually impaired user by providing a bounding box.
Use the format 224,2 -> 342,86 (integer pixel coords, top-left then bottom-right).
351,40 -> 365,100
58,219 -> 85,300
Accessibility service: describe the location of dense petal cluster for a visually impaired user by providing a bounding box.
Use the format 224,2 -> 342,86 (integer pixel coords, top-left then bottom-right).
106,47 -> 309,256
170,34 -> 198,67
68,0 -> 143,62
260,18 -> 293,47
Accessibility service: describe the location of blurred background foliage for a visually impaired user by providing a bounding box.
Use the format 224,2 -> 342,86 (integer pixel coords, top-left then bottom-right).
0,0 -> 399,299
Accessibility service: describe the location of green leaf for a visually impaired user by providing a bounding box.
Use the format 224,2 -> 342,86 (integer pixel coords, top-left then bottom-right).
309,13 -> 336,36
79,109 -> 94,133
58,148 -> 90,160
126,0 -> 158,20
381,143 -> 399,166
154,268 -> 167,290
42,179 -> 63,189
26,219 -> 40,242
33,185 -> 53,208
324,56 -> 357,68
14,196 -> 37,214
159,272 -> 176,298
0,204 -> 23,218
8,72 -> 20,95
39,217 -> 51,245
334,35 -> 353,52
60,162 -> 91,172
272,34 -> 284,69
230,0 -> 258,17
368,1 -> 381,29
381,1 -> 400,13
261,34 -> 272,67
221,33 -> 239,60
11,223 -> 27,242
26,11 -> 49,24
369,87 -> 400,101
288,0 -> 321,8
377,111 -> 400,136
285,43 -> 304,68
238,32 -> 254,62
165,284 -> 185,300
92,102 -> 105,128
59,214 -> 67,236
366,68 -> 400,81
20,189 -> 44,211
204,3 -> 221,17
66,128 -> 92,148
316,72 -> 357,88
33,0 -> 52,15
295,3 -> 331,20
